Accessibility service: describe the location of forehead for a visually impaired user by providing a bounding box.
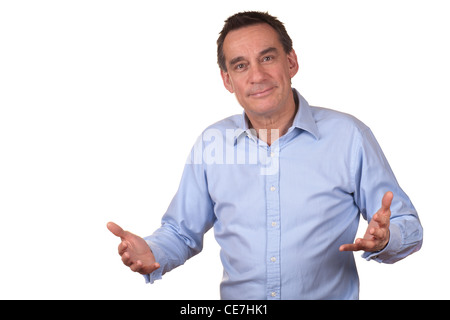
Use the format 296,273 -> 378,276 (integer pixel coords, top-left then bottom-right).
223,23 -> 281,59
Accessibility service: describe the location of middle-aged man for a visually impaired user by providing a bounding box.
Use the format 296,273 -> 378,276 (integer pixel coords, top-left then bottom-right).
107,11 -> 423,299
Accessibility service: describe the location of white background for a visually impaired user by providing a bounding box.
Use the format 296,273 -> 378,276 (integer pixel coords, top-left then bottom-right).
1,0 -> 449,300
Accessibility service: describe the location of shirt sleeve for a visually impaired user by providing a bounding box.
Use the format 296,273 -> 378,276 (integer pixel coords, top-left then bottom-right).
143,139 -> 216,283
352,127 -> 423,264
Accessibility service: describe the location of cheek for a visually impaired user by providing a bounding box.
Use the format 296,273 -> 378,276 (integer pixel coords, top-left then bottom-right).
275,66 -> 292,84
229,79 -> 247,98
234,91 -> 248,107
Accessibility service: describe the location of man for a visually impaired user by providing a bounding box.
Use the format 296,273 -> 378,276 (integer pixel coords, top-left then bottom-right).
107,11 -> 423,299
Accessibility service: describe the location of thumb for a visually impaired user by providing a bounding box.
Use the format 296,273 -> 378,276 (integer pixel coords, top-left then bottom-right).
381,191 -> 394,212
107,221 -> 126,239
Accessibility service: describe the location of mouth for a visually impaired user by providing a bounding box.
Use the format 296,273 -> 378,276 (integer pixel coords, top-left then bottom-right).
248,86 -> 276,98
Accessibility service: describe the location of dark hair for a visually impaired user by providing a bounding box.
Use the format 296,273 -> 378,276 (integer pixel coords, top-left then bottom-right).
217,11 -> 293,72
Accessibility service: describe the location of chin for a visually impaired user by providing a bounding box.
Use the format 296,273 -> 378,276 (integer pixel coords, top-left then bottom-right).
247,106 -> 279,118
247,99 -> 281,115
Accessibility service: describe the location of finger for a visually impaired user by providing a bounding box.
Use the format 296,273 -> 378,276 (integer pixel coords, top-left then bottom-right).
121,252 -> 132,266
369,227 -> 380,238
354,238 -> 378,251
131,261 -> 161,274
381,191 -> 393,212
339,244 -> 358,252
373,212 -> 390,228
140,262 -> 161,275
107,222 -> 126,239
339,239 -> 363,252
370,228 -> 389,240
118,241 -> 128,255
130,260 -> 142,272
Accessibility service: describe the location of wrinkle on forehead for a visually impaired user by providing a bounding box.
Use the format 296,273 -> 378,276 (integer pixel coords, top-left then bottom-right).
223,24 -> 282,68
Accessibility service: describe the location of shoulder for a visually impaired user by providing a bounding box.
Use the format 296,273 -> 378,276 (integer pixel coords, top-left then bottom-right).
190,114 -> 242,149
203,114 -> 242,132
197,114 -> 243,142
310,105 -> 370,136
186,114 -> 242,165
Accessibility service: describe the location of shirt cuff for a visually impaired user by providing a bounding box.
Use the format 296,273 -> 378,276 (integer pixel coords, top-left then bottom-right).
142,237 -> 167,284
361,222 -> 402,264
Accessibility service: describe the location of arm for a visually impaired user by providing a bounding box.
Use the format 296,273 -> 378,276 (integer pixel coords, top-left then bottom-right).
340,128 -> 423,263
143,141 -> 216,282
107,139 -> 215,281
107,161 -> 215,281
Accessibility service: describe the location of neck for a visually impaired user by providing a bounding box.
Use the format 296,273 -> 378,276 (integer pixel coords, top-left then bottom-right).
246,91 -> 298,146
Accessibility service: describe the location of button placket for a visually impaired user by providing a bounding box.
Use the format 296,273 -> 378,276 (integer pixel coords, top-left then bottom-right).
265,145 -> 281,300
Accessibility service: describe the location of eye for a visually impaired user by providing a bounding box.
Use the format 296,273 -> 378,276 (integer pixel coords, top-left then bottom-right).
262,56 -> 273,62
235,63 -> 247,71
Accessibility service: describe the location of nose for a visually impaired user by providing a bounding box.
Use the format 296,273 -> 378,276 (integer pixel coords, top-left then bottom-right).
248,63 -> 267,84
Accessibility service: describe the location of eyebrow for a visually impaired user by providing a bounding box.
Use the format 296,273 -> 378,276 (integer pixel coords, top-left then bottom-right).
259,47 -> 278,57
228,47 -> 279,67
229,56 -> 245,67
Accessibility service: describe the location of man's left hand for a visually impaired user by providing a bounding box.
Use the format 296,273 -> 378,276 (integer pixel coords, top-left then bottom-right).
340,191 -> 393,253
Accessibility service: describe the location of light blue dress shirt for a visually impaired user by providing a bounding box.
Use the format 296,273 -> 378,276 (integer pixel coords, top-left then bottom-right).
144,89 -> 423,300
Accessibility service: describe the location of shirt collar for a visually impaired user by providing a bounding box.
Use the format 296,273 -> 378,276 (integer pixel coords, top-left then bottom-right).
234,88 -> 320,144
234,112 -> 255,144
291,89 -> 320,140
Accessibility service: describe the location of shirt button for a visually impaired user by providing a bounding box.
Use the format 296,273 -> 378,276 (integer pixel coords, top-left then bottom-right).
270,257 -> 276,262
271,292 -> 277,297
271,221 -> 277,227
270,152 -> 275,157
270,186 -> 276,191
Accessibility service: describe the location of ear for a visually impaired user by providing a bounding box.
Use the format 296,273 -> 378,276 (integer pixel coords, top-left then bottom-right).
287,49 -> 299,79
220,69 -> 235,93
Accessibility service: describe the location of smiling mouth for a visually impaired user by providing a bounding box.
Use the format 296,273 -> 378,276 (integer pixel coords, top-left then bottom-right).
248,86 -> 276,98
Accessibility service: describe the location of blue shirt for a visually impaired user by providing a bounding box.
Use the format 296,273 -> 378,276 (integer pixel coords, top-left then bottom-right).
144,89 -> 423,299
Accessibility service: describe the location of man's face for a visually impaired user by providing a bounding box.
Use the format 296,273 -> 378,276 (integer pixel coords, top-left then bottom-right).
220,23 -> 299,119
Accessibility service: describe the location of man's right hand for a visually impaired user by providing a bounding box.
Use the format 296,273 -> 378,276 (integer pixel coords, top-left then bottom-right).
107,222 -> 160,275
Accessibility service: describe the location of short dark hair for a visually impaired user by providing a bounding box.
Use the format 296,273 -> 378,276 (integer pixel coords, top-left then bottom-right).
217,11 -> 293,72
